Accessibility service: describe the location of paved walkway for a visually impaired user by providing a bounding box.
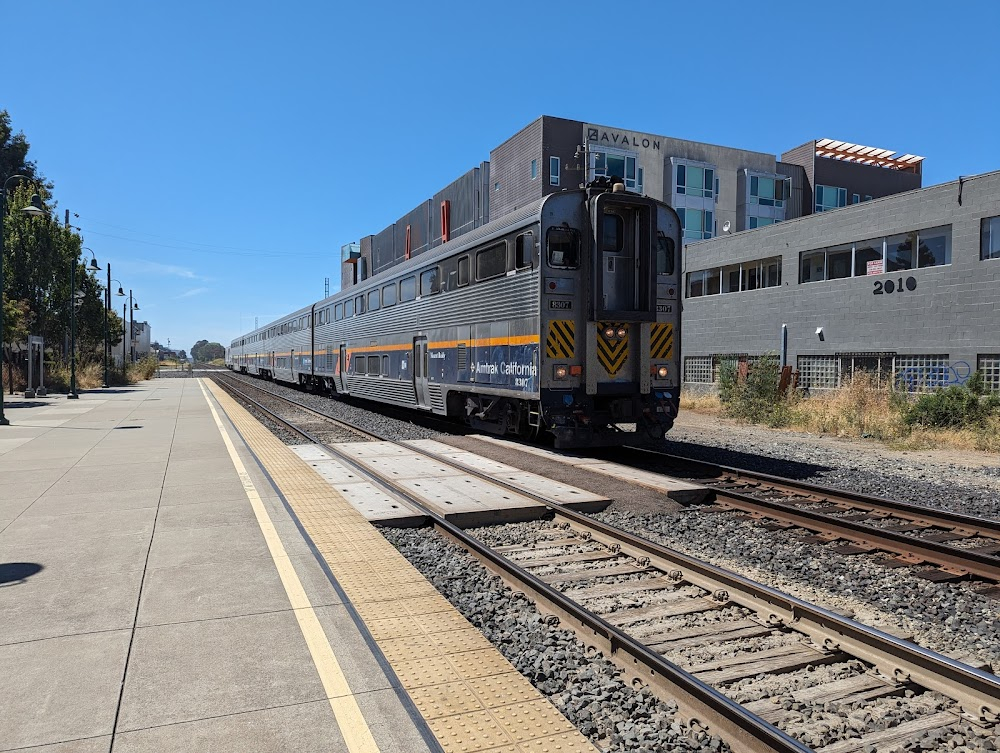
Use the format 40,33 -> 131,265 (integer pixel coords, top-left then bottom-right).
0,379 -> 436,752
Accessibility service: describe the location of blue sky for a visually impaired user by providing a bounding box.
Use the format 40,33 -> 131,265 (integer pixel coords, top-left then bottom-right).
5,1 -> 999,354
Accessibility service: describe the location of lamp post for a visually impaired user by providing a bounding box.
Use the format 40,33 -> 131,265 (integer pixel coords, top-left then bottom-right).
127,291 -> 139,364
1,175 -> 47,426
68,248 -> 101,399
104,273 -> 125,387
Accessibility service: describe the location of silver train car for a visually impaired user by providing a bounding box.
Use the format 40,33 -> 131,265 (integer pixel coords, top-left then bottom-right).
228,179 -> 682,448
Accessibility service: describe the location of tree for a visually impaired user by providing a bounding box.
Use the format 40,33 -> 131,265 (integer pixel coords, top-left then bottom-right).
191,340 -> 225,362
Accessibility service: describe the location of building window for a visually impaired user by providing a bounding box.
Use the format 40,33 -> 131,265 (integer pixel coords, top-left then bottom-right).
894,355 -> 951,392
749,217 -> 779,229
852,193 -> 860,204
689,256 -> 781,296
531,159 -> 538,180
917,226 -> 951,267
549,156 -> 560,186
591,148 -> 641,191
676,164 -> 715,198
749,176 -> 785,208
978,355 -> 1000,392
678,208 -> 713,241
799,226 -> 951,283
983,216 -> 1000,260
798,356 -> 840,389
494,182 -> 500,192
815,185 -> 847,212
683,356 -> 713,383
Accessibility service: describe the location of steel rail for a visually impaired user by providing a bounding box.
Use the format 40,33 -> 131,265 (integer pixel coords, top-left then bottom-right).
212,377 -> 1000,729
403,443 -> 1000,723
210,373 -> 381,442
626,446 -> 1000,538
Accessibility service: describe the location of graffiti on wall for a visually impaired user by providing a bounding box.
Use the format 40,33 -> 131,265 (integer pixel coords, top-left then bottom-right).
894,360 -> 972,392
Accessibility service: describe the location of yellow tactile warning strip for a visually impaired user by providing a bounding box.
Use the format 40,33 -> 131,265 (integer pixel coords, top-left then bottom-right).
204,379 -> 599,753
197,380 -> 380,753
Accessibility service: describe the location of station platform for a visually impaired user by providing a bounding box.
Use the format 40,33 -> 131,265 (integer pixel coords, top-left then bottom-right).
0,379 -> 597,753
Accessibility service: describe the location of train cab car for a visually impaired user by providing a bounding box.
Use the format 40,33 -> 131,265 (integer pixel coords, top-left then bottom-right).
227,178 -> 681,448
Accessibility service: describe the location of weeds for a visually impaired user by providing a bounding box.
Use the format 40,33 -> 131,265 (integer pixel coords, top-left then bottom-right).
686,366 -> 1000,454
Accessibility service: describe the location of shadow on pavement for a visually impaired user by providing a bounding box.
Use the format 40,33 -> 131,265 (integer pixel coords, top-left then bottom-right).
0,562 -> 43,587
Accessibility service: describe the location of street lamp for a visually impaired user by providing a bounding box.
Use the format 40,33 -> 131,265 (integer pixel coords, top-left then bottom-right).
104,274 -> 125,387
68,248 -> 101,399
1,175 -> 48,426
130,294 -> 140,364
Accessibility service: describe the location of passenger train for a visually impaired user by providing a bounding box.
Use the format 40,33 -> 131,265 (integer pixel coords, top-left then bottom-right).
227,178 -> 682,448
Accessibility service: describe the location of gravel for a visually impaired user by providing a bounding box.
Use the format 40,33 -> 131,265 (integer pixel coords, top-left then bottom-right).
593,508 -> 1000,674
214,371 -> 446,444
382,525 -> 730,753
387,521 -> 1000,752
656,415 -> 1000,521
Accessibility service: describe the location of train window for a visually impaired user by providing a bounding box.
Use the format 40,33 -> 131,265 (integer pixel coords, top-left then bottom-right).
547,227 -> 580,269
476,241 -> 508,281
367,355 -> 380,374
355,295 -> 365,315
354,355 -> 366,374
458,255 -> 470,286
367,289 -> 380,311
656,232 -> 676,275
515,232 -> 534,269
382,283 -> 396,307
382,355 -> 389,375
400,276 -> 416,301
602,213 -> 624,251
345,298 -> 355,317
334,302 -> 344,320
420,268 -> 439,296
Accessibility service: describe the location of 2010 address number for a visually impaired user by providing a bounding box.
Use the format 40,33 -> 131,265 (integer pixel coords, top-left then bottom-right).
874,276 -> 917,295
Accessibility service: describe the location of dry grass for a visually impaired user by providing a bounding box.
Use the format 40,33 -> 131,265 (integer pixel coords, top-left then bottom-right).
786,374 -> 910,441
680,391 -> 722,414
681,374 -> 1000,454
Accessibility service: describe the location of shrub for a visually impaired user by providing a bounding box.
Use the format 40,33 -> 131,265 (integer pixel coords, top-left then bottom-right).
718,355 -> 790,426
904,376 -> 1000,429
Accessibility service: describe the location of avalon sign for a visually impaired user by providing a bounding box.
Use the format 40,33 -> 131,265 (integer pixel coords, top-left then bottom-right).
588,128 -> 660,151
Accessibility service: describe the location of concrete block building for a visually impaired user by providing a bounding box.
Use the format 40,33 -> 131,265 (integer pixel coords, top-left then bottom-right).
681,170 -> 1000,392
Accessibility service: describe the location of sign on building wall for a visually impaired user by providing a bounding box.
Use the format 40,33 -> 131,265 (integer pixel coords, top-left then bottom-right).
866,259 -> 884,275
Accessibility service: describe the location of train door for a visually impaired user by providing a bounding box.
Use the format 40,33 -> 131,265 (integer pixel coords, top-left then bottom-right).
413,336 -> 430,408
601,209 -> 638,312
338,344 -> 348,393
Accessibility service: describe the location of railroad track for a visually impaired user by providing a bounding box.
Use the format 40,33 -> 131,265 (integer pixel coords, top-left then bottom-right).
210,373 -> 1000,753
612,446 -> 1000,596
216,371 -> 1000,594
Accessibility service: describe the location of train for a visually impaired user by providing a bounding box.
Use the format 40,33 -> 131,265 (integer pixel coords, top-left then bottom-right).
227,177 -> 682,448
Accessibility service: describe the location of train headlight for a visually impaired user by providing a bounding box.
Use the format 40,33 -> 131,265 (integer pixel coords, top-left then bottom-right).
603,326 -> 615,339
656,365 -> 669,379
616,327 -> 627,339
553,365 -> 569,380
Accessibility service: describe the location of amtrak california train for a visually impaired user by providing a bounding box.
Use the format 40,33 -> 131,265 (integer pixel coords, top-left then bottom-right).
227,178 -> 682,448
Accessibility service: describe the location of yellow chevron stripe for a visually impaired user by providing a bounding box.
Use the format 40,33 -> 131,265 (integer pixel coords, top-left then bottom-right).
546,320 -> 575,358
596,322 -> 629,377
650,323 -> 675,360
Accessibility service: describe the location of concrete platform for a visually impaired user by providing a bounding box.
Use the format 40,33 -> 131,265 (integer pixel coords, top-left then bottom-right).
290,439 -> 610,527
0,381 -> 437,752
471,435 -> 712,505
